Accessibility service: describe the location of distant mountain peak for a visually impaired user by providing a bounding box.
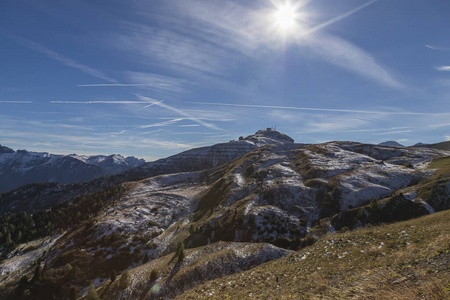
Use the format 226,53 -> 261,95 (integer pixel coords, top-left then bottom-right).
413,142 -> 428,147
242,128 -> 294,146
378,141 -> 404,147
0,145 -> 145,192
0,145 -> 14,154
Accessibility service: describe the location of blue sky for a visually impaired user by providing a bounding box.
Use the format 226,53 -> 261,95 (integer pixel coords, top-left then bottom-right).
1,0 -> 449,161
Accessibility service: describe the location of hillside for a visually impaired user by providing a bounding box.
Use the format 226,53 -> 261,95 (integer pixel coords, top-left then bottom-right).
0,129 -> 295,215
429,141 -> 450,151
0,130 -> 449,299
179,209 -> 450,299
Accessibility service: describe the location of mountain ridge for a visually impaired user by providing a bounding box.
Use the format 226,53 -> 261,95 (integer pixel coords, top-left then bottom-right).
0,130 -> 449,299
0,145 -> 145,192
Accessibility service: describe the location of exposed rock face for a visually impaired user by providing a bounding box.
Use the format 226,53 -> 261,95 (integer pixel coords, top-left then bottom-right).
0,147 -> 145,192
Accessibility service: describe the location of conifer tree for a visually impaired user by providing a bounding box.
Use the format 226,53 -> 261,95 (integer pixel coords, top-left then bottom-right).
110,270 -> 117,282
32,265 -> 40,282
177,242 -> 185,262
149,269 -> 159,282
118,270 -> 129,290
86,283 -> 100,300
69,286 -> 80,300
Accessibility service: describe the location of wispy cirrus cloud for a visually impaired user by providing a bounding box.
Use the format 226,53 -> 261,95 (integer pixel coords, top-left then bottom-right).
294,114 -> 382,134
299,0 -> 378,37
78,72 -> 189,95
50,101 -> 147,104
77,84 -> 151,87
0,114 -> 195,160
49,95 -> 227,131
188,102 -> 449,116
303,34 -> 403,89
425,44 -> 450,51
113,0 -> 399,91
115,23 -> 233,76
435,66 -> 450,71
125,72 -> 188,94
138,95 -> 222,131
324,127 -> 411,133
9,35 -> 116,83
134,118 -> 185,129
373,130 -> 413,135
130,0 -> 262,57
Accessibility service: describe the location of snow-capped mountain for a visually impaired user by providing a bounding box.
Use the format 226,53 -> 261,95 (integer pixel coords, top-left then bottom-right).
0,146 -> 145,192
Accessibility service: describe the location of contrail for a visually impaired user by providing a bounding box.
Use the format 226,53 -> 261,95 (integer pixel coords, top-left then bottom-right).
188,102 -> 450,116
299,0 -> 378,37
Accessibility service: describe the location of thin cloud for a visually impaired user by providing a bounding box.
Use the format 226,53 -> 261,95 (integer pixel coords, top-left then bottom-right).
130,1 -> 261,57
294,114 -> 379,134
78,72 -> 189,95
115,25 -> 232,76
374,130 -> 413,135
425,44 -> 450,51
435,66 -> 450,71
304,34 -> 403,89
78,84 -> 152,87
134,118 -> 184,129
188,102 -> 449,116
294,124 -> 411,134
299,0 -> 378,37
9,35 -> 117,83
51,101 -> 147,104
143,100 -> 165,109
0,116 -> 193,158
427,123 -> 450,129
328,127 -> 411,133
138,95 -> 223,131
286,0 -> 401,89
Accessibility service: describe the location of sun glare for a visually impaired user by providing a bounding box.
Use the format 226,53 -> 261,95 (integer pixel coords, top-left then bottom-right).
274,3 -> 298,32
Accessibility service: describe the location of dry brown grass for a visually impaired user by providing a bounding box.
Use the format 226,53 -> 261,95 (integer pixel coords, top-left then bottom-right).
178,210 -> 450,299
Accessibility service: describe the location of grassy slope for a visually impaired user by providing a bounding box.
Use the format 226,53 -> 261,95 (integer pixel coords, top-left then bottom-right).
429,141 -> 450,151
178,210 -> 450,299
95,242 -> 290,300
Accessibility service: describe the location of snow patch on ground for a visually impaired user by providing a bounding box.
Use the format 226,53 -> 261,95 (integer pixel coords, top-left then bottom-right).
95,171 -> 207,242
418,199 -> 436,214
0,235 -> 61,278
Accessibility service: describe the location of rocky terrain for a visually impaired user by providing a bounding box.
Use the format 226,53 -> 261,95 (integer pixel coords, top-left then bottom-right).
0,145 -> 145,192
0,129 -> 449,299
0,129 -> 295,215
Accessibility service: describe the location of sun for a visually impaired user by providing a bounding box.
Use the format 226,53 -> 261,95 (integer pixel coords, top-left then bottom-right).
273,3 -> 299,32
